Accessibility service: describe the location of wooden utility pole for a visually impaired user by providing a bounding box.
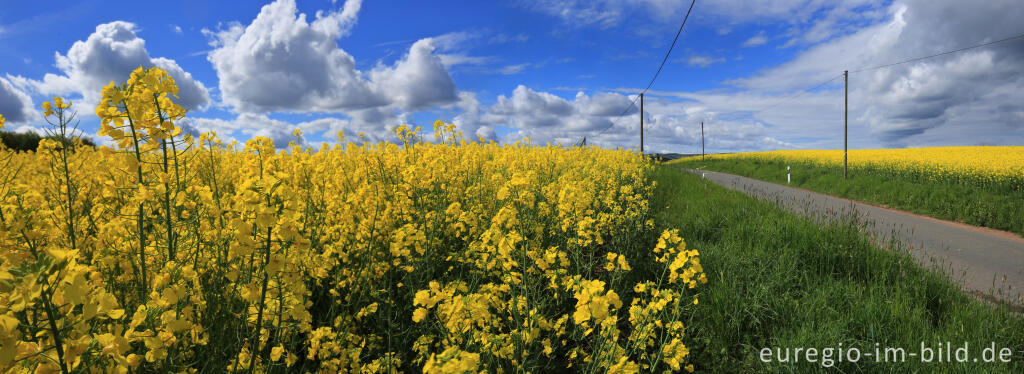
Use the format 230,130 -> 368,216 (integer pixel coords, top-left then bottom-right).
701,121 -> 705,161
844,70 -> 848,179
640,93 -> 644,155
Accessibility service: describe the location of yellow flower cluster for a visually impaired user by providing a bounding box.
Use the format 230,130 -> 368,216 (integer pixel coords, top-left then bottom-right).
0,67 -> 706,373
685,147 -> 1024,191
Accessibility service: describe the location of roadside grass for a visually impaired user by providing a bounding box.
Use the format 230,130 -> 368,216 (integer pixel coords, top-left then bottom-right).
650,165 -> 1024,373
669,157 -> 1024,237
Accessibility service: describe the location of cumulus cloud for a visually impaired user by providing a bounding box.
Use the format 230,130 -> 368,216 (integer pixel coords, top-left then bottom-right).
489,85 -> 635,137
205,0 -> 457,114
525,89 -> 797,153
451,92 -> 503,141
343,0 -> 1022,150
204,0 -> 383,113
33,21 -> 210,112
605,0 -> 1024,150
860,48 -> 1023,146
492,86 -> 572,127
369,38 -> 458,110
0,76 -> 35,123
843,0 -> 1024,146
187,112 -> 392,147
441,86 -> 783,152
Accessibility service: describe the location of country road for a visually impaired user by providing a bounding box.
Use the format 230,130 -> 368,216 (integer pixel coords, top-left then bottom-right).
679,167 -> 1024,306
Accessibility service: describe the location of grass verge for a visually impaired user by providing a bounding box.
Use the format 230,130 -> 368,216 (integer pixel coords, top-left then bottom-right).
669,157 -> 1024,237
651,165 -> 1024,372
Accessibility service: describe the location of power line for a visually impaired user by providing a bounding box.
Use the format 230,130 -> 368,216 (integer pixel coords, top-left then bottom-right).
748,74 -> 843,115
640,0 -> 697,94
595,93 -> 640,136
592,0 -> 696,138
740,30 -> 1024,118
745,30 -> 1024,152
851,31 -> 1024,73
583,12 -> 1024,148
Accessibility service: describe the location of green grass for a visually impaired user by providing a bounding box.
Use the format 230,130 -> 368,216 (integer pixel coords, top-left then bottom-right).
669,157 -> 1024,237
650,165 -> 1024,373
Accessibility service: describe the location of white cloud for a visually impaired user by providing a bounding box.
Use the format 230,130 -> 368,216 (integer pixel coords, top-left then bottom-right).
490,85 -> 635,135
369,38 -> 458,110
430,31 -> 476,50
488,33 -> 529,44
859,48 -> 1023,146
574,91 -> 634,117
417,31 -> 512,71
205,0 -> 457,114
187,112 -> 394,147
497,63 -> 530,75
686,55 -> 725,67
33,21 -> 211,112
518,0 -> 696,28
172,25 -> 183,35
521,0 -> 884,47
518,0 -> 626,28
436,54 -> 495,68
0,76 -> 35,124
452,91 -> 504,141
493,86 -> 572,121
205,0 -> 383,113
700,0 -> 879,23
517,88 -> 797,153
599,0 -> 1024,150
9,125 -> 46,135
725,7 -> 906,92
742,32 -> 768,47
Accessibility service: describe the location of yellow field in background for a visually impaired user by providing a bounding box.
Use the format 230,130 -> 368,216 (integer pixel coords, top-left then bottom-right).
679,146 -> 1024,188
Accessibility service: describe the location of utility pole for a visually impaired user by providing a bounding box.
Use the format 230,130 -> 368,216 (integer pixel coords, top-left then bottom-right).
640,93 -> 644,155
844,70 -> 848,180
701,121 -> 705,161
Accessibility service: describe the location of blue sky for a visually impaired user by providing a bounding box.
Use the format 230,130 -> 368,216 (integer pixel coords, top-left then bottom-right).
1,0 -> 1022,153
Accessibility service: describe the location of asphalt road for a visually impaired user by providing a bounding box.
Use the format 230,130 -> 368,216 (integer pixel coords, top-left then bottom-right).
681,168 -> 1024,306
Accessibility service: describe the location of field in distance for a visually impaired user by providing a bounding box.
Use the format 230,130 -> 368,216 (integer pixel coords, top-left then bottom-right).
670,146 -> 1024,236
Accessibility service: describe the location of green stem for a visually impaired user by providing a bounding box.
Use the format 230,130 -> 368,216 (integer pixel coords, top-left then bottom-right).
247,226 -> 273,374
56,107 -> 77,251
154,96 -> 176,260
161,138 -> 175,259
41,283 -> 70,374
121,100 -> 148,298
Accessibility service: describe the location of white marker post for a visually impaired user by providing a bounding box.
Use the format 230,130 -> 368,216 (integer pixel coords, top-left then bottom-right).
787,166 -> 791,184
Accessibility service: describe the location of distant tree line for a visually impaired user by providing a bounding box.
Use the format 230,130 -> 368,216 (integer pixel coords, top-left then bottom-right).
0,130 -> 97,152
